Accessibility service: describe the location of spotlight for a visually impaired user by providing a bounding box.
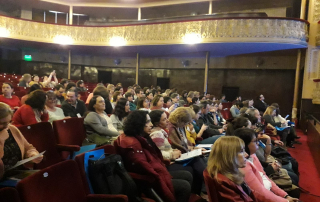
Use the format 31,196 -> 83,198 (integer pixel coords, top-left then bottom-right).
0,27 -> 10,37
109,36 -> 126,46
53,35 -> 73,45
183,33 -> 202,44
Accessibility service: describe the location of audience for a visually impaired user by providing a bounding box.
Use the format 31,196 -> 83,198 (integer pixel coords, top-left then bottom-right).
110,98 -> 129,131
196,101 -> 223,139
0,75 -> 304,202
234,128 -> 299,202
93,86 -> 113,114
136,97 -> 151,112
133,88 -> 144,106
45,91 -> 66,123
0,102 -> 43,179
230,101 -> 242,118
167,107 -> 207,196
18,74 -> 31,87
29,75 -> 42,88
12,90 -> 49,126
205,136 -> 257,202
21,84 -> 41,105
254,94 -> 268,113
53,84 -> 65,105
61,89 -> 86,117
187,104 -> 222,144
124,92 -> 136,111
220,94 -> 227,103
84,95 -> 120,146
146,92 -> 154,102
76,80 -> 87,92
115,110 -> 192,202
263,106 -> 294,148
0,82 -> 21,109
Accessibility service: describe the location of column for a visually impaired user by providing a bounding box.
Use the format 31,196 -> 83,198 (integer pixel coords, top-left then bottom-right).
68,50 -> 71,79
208,1 -> 213,15
292,49 -> 301,120
300,0 -> 307,20
204,52 -> 209,93
69,6 -> 73,25
136,53 -> 140,85
138,8 -> 141,20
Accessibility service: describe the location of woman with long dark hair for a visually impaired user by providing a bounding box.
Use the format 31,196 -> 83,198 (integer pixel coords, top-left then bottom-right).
115,110 -> 192,202
110,98 -> 130,131
12,90 -> 48,127
84,95 -> 120,146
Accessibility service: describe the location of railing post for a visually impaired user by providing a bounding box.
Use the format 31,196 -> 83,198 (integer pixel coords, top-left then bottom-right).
69,6 -> 73,25
292,49 -> 301,121
136,53 -> 140,85
208,1 -> 213,14
68,50 -> 71,79
204,52 -> 209,94
138,8 -> 141,20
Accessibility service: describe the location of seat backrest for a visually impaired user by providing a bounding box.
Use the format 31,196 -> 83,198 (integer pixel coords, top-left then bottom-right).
221,109 -> 233,120
17,160 -> 87,202
52,118 -> 86,146
203,169 -> 220,202
74,145 -> 116,195
18,122 -> 63,169
0,187 -> 21,202
222,102 -> 233,109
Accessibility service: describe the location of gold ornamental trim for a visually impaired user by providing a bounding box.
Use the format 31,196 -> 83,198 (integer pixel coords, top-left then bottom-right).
0,16 -> 308,46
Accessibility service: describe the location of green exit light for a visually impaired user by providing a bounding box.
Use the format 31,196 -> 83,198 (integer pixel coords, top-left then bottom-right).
24,55 -> 32,61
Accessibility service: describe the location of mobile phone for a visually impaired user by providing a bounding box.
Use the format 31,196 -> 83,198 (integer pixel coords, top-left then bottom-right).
258,140 -> 266,149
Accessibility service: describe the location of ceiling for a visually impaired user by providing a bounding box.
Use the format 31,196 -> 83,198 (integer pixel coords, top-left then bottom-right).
0,38 -> 306,58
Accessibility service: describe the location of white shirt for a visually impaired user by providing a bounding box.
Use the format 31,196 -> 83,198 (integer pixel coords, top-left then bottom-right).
247,156 -> 272,190
47,107 -> 65,123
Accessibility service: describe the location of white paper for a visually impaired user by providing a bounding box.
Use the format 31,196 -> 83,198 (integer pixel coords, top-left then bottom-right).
196,144 -> 213,148
202,150 -> 211,154
175,149 -> 202,162
8,151 -> 46,170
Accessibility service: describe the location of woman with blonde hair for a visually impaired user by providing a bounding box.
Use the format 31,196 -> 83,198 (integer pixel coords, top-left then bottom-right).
263,106 -> 294,148
204,136 -> 257,202
0,102 -> 43,179
19,74 -> 32,87
168,107 -> 207,196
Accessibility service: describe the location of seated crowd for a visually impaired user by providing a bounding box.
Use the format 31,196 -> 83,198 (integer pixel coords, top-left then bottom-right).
0,73 -> 301,202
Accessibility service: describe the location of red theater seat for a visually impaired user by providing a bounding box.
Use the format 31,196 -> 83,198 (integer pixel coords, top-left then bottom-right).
16,160 -> 128,202
18,122 -> 80,169
0,187 -> 20,202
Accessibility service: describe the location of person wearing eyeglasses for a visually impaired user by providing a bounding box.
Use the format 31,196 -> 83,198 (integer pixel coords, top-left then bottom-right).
45,91 -> 67,123
235,128 -> 299,202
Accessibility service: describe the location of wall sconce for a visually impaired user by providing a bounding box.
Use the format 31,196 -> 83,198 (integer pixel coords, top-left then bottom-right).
109,36 -> 126,46
53,35 -> 73,45
181,60 -> 190,67
0,27 -> 10,37
183,33 -> 202,44
114,59 -> 122,65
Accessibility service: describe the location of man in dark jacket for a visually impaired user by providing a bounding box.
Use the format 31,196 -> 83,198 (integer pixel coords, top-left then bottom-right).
196,101 -> 224,139
254,94 -> 268,113
61,89 -> 86,117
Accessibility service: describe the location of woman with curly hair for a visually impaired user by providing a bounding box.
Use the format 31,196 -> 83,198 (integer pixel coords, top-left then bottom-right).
110,98 -> 130,131
115,110 -> 192,202
12,90 -> 49,127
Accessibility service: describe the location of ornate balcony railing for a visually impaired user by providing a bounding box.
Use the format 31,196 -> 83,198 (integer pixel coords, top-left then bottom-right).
0,15 -> 309,46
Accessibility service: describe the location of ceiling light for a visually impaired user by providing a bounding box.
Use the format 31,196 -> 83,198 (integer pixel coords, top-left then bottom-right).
183,33 -> 202,44
53,35 -> 73,45
109,36 -> 126,47
0,27 -> 10,37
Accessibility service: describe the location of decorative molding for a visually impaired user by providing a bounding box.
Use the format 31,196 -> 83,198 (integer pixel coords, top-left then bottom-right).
0,16 -> 309,46
313,0 -> 320,22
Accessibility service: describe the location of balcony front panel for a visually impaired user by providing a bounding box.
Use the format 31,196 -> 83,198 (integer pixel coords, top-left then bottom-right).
0,16 -> 308,46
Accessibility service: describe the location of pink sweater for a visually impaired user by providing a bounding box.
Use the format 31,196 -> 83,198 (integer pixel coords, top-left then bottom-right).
240,154 -> 288,202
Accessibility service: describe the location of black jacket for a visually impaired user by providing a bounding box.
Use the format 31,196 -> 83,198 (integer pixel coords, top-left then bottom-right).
61,100 -> 87,117
254,100 -> 268,112
196,114 -> 221,139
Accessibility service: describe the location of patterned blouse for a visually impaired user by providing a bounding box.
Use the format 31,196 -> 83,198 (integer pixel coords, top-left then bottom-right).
2,129 -> 22,171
